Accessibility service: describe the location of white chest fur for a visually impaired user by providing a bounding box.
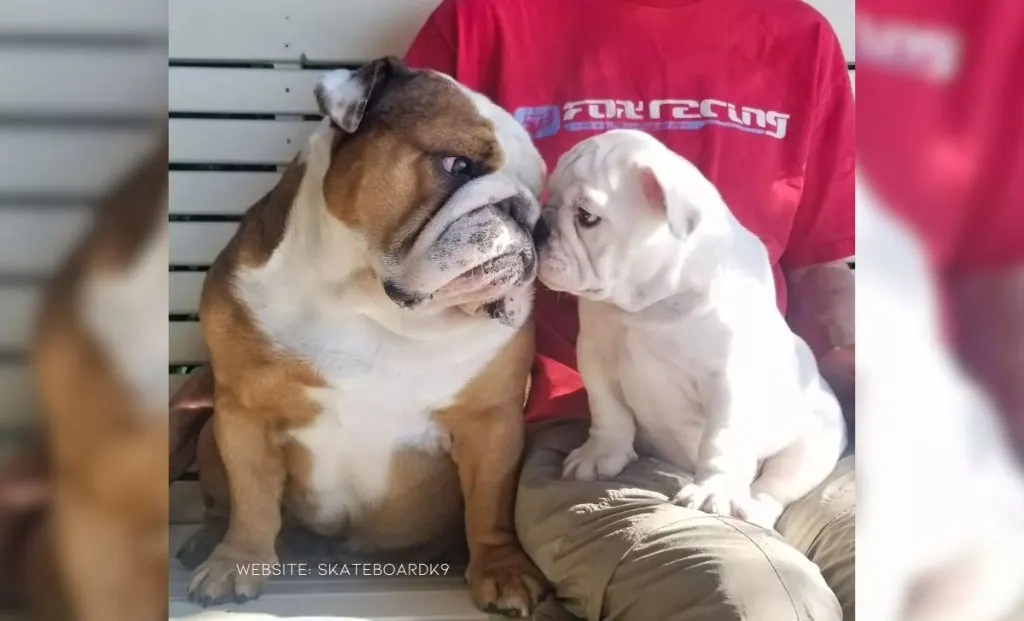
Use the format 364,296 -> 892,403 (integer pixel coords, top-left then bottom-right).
226,127 -> 522,527
579,279 -> 819,471
237,261 -> 515,526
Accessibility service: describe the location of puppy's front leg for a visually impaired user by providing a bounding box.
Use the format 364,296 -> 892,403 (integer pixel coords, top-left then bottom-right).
562,337 -> 638,481
675,369 -> 759,520
440,406 -> 548,617
187,398 -> 284,606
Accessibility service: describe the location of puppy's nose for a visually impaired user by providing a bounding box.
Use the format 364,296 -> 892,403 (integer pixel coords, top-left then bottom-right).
382,280 -> 423,309
533,217 -> 551,247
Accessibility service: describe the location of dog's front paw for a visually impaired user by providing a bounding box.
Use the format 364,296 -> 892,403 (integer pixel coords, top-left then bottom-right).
674,476 -> 757,521
467,544 -> 549,618
187,543 -> 275,606
562,437 -> 637,481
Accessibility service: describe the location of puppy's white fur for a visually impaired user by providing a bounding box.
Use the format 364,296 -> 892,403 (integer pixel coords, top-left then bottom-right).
538,129 -> 847,528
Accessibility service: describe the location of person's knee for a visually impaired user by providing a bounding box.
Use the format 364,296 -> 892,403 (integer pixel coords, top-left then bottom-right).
778,455 -> 855,618
515,418 -> 595,555
515,419 -> 841,620
599,510 -> 842,621
519,482 -> 840,621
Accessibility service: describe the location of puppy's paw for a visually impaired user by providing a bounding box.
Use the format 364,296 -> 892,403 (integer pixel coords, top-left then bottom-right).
467,544 -> 549,618
562,437 -> 637,481
674,476 -> 757,522
186,543 -> 274,607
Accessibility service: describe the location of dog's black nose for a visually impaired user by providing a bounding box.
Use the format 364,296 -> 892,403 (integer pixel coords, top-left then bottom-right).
382,280 -> 423,308
533,217 -> 551,247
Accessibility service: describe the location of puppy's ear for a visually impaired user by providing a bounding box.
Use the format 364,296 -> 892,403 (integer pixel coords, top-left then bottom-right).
637,163 -> 700,239
315,56 -> 408,133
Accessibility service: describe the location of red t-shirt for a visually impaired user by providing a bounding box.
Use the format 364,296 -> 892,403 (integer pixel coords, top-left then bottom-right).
405,0 -> 855,422
857,0 -> 1024,442
857,0 -> 1024,275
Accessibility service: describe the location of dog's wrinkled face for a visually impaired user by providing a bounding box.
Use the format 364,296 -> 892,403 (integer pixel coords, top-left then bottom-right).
314,58 -> 545,326
537,130 -> 709,306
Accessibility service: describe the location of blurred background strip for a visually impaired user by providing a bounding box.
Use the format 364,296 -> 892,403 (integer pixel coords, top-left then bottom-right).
0,0 -> 166,461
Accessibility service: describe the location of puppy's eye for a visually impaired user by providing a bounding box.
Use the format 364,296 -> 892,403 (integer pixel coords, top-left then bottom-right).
576,207 -> 601,228
441,156 -> 475,178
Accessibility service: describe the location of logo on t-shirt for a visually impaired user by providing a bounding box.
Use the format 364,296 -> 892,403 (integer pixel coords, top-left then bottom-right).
514,99 -> 790,141
856,14 -> 961,84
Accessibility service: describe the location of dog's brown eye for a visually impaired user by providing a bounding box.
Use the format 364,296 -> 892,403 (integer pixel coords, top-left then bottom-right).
576,207 -> 601,228
442,156 -> 474,177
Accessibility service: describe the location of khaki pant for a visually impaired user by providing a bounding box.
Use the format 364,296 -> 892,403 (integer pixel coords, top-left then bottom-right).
516,419 -> 855,621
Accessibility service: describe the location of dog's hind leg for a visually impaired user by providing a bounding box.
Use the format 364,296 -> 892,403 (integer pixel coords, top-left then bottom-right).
747,410 -> 847,529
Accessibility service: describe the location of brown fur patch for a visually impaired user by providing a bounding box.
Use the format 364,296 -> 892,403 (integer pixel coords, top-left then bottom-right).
184,141 -> 328,584
200,156 -> 323,429
322,69 -> 504,253
432,320 -> 549,613
234,159 -> 306,269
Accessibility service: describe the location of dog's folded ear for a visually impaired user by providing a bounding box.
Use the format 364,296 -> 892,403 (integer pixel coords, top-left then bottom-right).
637,161 -> 703,239
315,56 -> 409,133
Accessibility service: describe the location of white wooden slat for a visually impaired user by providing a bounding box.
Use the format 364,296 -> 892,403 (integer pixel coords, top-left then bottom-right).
0,48 -> 166,116
0,0 -> 166,35
169,0 -> 440,63
0,286 -> 39,350
804,0 -> 855,61
170,67 -> 322,115
170,119 -> 316,165
0,364 -> 36,426
170,271 -> 207,314
170,171 -> 278,215
0,209 -> 92,276
0,129 -> 158,196
170,222 -> 237,265
170,321 -> 208,364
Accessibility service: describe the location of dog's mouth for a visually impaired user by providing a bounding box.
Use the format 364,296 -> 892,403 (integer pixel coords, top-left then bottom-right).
381,196 -> 538,315
441,246 -> 536,312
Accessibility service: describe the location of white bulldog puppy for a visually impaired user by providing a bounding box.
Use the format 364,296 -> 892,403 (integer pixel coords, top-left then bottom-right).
536,129 -> 848,528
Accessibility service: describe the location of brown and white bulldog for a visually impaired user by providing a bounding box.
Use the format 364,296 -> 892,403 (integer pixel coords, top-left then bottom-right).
182,57 -> 549,616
